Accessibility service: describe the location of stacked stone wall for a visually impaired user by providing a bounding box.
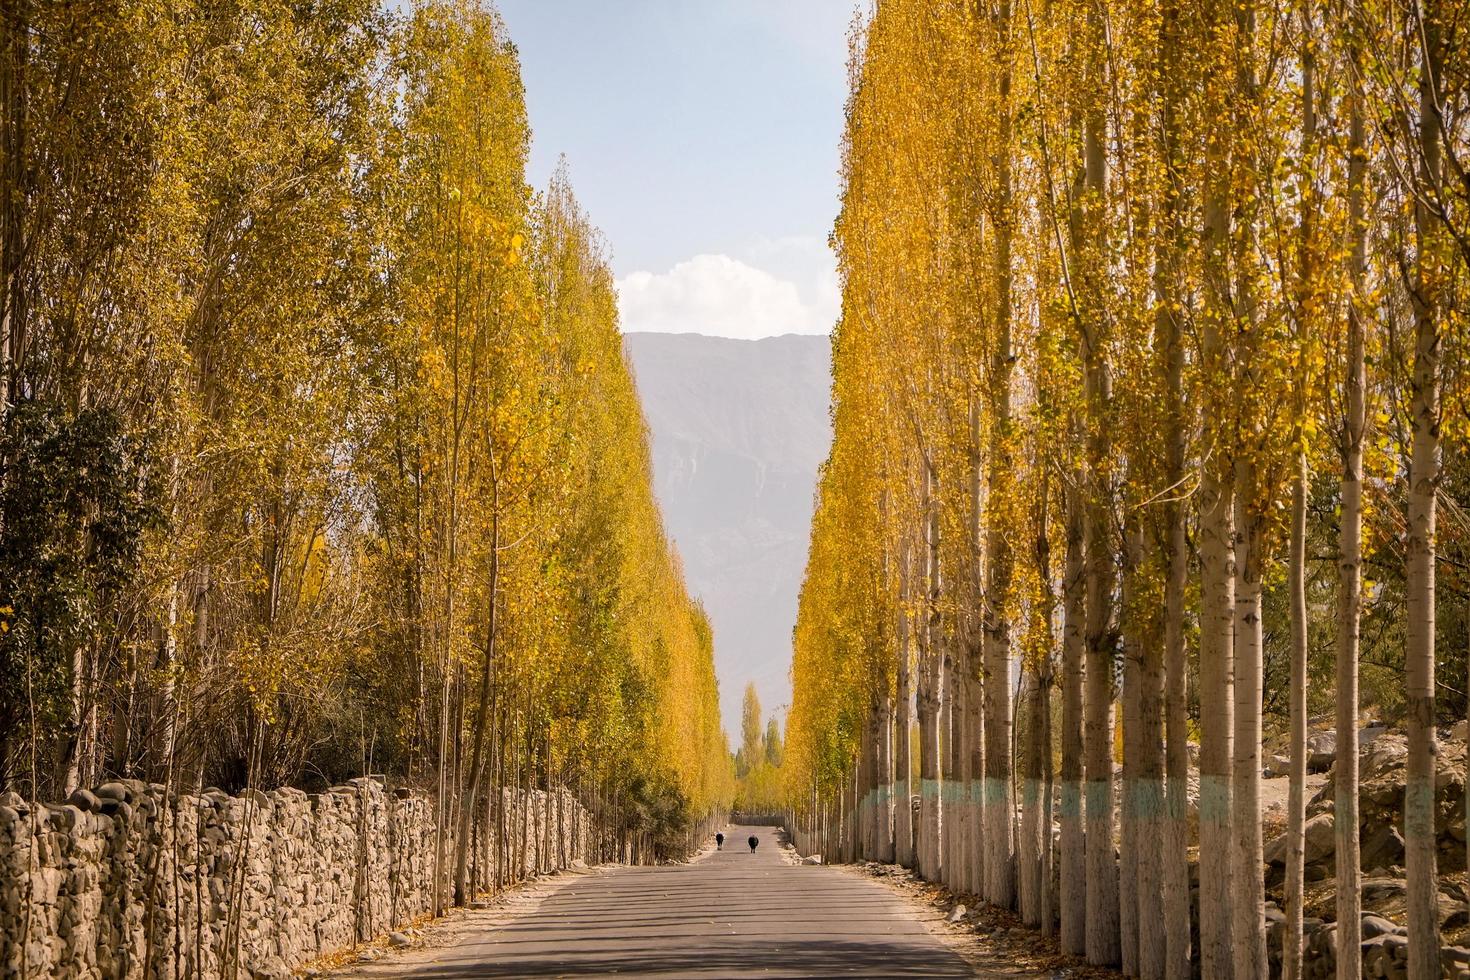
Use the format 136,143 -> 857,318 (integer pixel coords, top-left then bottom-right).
0,777 -> 592,979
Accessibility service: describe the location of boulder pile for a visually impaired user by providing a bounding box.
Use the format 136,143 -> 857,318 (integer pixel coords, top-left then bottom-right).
1263,724 -> 1470,978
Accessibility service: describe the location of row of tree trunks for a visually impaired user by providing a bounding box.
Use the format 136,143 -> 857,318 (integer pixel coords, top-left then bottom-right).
792,1 -> 1454,979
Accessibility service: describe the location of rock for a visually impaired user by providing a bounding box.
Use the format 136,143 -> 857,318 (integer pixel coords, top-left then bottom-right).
1304,812 -> 1336,863
1265,904 -> 1286,941
1266,811 -> 1335,866
67,788 -> 100,812
101,794 -> 132,822
1317,922 -> 1338,958
94,782 -> 130,803
1363,877 -> 1408,906
388,932 -> 412,948
1307,732 -> 1337,773
947,904 -> 967,923
1265,754 -> 1292,778
357,948 -> 381,962
802,854 -> 823,865
1360,725 -> 1389,746
1361,823 -> 1406,872
1365,733 -> 1409,779
1361,913 -> 1400,938
48,804 -> 80,832
1362,934 -> 1393,967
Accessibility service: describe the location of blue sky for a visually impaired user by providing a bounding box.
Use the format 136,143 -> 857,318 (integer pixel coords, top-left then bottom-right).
496,0 -> 855,339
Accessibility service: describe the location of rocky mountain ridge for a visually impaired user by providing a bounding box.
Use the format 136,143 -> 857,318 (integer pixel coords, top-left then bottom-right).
622,331 -> 831,735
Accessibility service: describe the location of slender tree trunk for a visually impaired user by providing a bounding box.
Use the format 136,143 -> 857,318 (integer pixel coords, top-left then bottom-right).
967,401 -> 987,898
896,550 -> 916,869
1136,523 -> 1166,980
1161,484 -> 1190,978
1080,0 -> 1117,958
1120,519 -> 1141,976
1231,472 -> 1267,979
1198,0 -> 1236,959
873,703 -> 885,860
980,446 -> 1015,910
1021,668 -> 1043,925
454,506 -> 499,905
952,653 -> 969,889
1060,483 -> 1087,955
949,658 -> 965,889
1083,361 -> 1117,968
967,666 -> 985,895
941,645 -> 955,884
1334,23 -> 1367,979
983,0 -> 1017,910
1198,445 -> 1236,980
982,419 -> 1015,912
1405,6 -> 1444,973
918,664 -> 941,881
1284,19 -> 1316,975
1283,454 -> 1308,979
1228,1 -> 1265,970
1025,474 -> 1054,931
876,693 -> 887,863
857,713 -> 871,859
1154,1 -> 1190,974
55,642 -> 86,795
1040,655 -> 1055,936
920,463 -> 943,880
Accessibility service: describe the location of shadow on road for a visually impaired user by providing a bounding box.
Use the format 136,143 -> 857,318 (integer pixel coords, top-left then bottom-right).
374,825 -> 972,978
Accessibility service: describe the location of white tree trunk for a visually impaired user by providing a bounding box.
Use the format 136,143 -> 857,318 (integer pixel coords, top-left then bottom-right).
1060,488 -> 1087,955
1285,455 -> 1308,980
1333,28 -> 1367,980
918,467 -> 944,880
1119,530 -> 1141,976
1231,479 -> 1266,980
1405,6 -> 1444,976
896,581 -> 916,869
1135,521 -> 1165,980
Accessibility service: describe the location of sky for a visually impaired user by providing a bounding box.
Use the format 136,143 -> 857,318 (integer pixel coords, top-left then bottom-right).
496,0 -> 855,341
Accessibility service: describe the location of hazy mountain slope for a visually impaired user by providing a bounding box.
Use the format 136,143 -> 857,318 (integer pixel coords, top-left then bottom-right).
623,332 -> 831,735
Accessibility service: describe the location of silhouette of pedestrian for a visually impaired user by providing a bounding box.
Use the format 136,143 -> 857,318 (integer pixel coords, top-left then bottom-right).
715,832 -> 724,850
748,835 -> 759,854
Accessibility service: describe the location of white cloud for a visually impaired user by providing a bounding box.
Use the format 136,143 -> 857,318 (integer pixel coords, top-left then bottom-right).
616,244 -> 838,341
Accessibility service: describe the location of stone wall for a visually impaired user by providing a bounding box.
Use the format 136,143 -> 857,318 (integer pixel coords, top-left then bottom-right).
0,777 -> 594,979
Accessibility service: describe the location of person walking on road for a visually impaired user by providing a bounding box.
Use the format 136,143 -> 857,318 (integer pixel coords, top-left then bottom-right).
715,832 -> 724,850
748,834 -> 759,854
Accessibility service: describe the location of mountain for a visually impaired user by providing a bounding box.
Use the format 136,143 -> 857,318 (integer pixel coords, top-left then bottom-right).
622,332 -> 832,736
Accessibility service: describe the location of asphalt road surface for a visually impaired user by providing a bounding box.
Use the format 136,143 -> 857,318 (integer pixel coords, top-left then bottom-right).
351,824 -> 972,978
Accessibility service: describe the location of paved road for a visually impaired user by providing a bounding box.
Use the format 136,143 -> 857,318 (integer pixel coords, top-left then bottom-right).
362,824 -> 972,978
